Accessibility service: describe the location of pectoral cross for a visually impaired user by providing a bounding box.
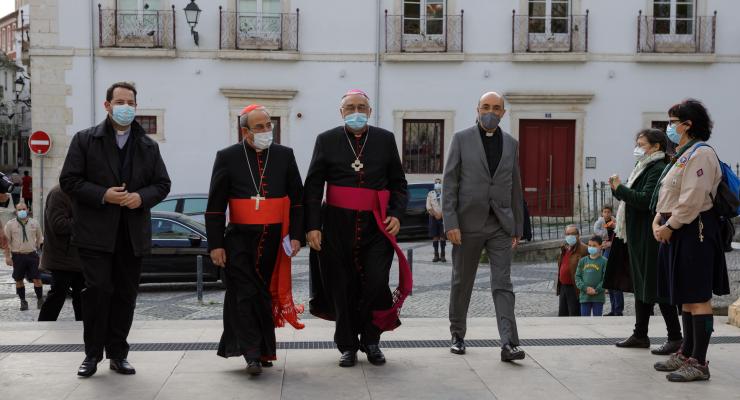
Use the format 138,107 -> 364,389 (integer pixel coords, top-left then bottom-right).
251,195 -> 265,210
351,158 -> 364,172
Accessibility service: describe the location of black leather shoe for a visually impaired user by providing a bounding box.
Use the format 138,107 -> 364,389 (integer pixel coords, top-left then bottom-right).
501,344 -> 525,362
360,344 -> 386,365
615,335 -> 651,348
77,356 -> 99,377
109,359 -> 136,375
651,339 -> 683,355
246,360 -> 262,375
261,361 -> 273,367
339,351 -> 357,367
450,334 -> 465,355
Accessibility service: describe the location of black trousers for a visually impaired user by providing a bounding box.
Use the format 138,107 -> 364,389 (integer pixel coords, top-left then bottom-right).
79,234 -> 142,360
38,270 -> 85,321
558,284 -> 580,316
633,299 -> 682,341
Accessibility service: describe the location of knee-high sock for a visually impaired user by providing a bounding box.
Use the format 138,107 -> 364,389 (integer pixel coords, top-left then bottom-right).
432,240 -> 439,255
680,312 -> 694,357
16,287 -> 25,300
440,240 -> 446,255
34,286 -> 43,299
691,314 -> 713,364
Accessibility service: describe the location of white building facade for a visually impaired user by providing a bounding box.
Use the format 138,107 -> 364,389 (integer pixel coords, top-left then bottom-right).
28,0 -> 740,218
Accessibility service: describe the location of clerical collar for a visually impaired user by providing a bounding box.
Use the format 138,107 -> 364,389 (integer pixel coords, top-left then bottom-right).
478,124 -> 500,138
345,126 -> 369,140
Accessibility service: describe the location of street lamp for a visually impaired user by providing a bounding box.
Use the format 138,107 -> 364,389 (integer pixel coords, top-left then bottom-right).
184,0 -> 202,46
14,76 -> 24,100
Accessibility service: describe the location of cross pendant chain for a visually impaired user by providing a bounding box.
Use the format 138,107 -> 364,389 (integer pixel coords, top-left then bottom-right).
251,195 -> 266,210
351,158 -> 364,172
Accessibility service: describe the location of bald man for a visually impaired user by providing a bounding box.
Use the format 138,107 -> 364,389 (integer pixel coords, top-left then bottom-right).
305,89 -> 409,367
206,104 -> 305,376
443,92 -> 526,362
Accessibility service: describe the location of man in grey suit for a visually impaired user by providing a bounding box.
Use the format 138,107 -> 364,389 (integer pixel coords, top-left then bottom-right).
443,92 -> 525,362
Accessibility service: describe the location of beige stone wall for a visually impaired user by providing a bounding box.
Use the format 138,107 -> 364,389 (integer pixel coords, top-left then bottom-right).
730,298 -> 740,329
28,0 -> 73,221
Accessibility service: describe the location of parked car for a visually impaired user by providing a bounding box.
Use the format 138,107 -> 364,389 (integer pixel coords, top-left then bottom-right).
152,193 -> 208,223
398,182 -> 435,240
141,211 -> 220,283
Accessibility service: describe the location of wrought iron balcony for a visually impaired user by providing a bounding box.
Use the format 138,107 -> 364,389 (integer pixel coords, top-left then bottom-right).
637,10 -> 716,53
384,11 -> 463,53
512,10 -> 588,53
98,5 -> 176,49
219,8 -> 299,51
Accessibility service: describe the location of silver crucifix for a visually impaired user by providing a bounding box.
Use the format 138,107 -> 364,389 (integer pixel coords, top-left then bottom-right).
251,195 -> 265,210
351,159 -> 364,172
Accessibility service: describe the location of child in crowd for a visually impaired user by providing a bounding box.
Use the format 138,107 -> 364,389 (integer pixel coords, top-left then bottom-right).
575,235 -> 607,317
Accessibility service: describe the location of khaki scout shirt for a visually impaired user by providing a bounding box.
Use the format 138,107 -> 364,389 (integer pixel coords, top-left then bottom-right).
4,218 -> 43,254
656,144 -> 721,229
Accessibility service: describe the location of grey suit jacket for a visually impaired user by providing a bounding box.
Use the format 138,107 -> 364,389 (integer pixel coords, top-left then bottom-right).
442,125 -> 524,237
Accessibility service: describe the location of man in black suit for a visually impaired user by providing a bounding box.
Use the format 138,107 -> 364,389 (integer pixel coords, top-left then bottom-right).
60,82 -> 171,377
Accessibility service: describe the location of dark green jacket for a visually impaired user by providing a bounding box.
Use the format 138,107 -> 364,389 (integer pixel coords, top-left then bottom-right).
606,158 -> 668,303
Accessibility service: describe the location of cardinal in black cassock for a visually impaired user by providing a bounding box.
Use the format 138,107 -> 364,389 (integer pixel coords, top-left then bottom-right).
305,90 -> 410,367
206,104 -> 304,376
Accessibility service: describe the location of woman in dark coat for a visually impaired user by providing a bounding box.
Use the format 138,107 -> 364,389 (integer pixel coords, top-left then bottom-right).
605,129 -> 682,354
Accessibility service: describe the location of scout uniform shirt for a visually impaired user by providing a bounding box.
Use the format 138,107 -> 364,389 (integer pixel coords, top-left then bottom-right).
5,217 -> 43,254
656,144 -> 721,229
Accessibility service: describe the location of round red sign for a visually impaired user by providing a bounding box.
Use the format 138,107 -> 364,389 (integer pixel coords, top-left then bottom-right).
28,131 -> 52,155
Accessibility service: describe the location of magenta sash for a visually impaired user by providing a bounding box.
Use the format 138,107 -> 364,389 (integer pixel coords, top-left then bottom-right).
326,184 -> 412,332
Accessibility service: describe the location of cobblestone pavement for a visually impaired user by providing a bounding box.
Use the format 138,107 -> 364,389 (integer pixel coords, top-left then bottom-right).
1,242 -> 738,322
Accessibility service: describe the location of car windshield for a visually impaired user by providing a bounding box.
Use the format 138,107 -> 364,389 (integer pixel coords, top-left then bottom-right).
408,186 -> 432,201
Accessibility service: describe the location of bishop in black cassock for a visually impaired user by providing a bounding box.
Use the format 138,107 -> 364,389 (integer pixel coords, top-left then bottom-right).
305,90 -> 409,368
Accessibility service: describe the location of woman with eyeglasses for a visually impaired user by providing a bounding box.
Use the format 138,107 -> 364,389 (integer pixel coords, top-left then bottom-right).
650,99 -> 730,382
607,129 -> 683,356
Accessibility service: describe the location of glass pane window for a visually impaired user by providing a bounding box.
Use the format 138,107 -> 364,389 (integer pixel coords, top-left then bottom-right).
151,219 -> 193,239
551,18 -> 568,34
263,0 -> 281,14
551,1 -> 569,18
404,0 -> 444,36
152,199 -> 177,212
654,0 -> 694,35
135,115 -> 157,135
528,1 -> 546,17
239,0 -> 258,13
402,120 -> 444,174
182,198 -> 208,214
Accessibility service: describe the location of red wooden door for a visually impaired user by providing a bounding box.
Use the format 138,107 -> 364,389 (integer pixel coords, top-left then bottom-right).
519,119 -> 575,216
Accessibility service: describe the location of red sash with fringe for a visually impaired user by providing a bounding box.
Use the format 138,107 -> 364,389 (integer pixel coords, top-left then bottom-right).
229,197 -> 304,330
325,185 -> 412,332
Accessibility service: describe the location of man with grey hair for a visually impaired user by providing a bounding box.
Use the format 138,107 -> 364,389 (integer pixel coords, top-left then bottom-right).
305,89 -> 409,368
206,104 -> 305,376
443,91 -> 526,362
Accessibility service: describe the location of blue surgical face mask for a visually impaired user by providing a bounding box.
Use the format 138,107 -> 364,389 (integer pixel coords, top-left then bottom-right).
111,104 -> 136,126
588,246 -> 599,256
344,112 -> 368,130
565,235 -> 577,246
666,123 -> 682,144
17,210 -> 28,220
479,112 -> 501,131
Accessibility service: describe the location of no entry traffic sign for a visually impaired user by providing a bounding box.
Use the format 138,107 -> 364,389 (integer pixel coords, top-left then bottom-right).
28,131 -> 52,155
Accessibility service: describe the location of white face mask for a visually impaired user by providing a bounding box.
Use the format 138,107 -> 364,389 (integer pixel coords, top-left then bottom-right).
252,130 -> 273,150
633,146 -> 646,159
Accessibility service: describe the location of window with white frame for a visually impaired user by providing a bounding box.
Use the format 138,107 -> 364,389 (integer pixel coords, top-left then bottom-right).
239,0 -> 282,39
403,0 -> 445,36
117,0 -> 162,36
654,0 -> 694,35
528,0 -> 570,34
402,119 -> 444,174
135,110 -> 165,142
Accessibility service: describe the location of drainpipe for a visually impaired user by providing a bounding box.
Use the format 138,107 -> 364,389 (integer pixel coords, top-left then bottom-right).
90,0 -> 96,125
374,0 -> 381,126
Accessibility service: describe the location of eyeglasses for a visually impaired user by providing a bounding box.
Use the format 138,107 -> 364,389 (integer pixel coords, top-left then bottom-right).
342,105 -> 369,113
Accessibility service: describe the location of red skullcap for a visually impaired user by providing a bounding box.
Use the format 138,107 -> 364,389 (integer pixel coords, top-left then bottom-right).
240,104 -> 265,116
